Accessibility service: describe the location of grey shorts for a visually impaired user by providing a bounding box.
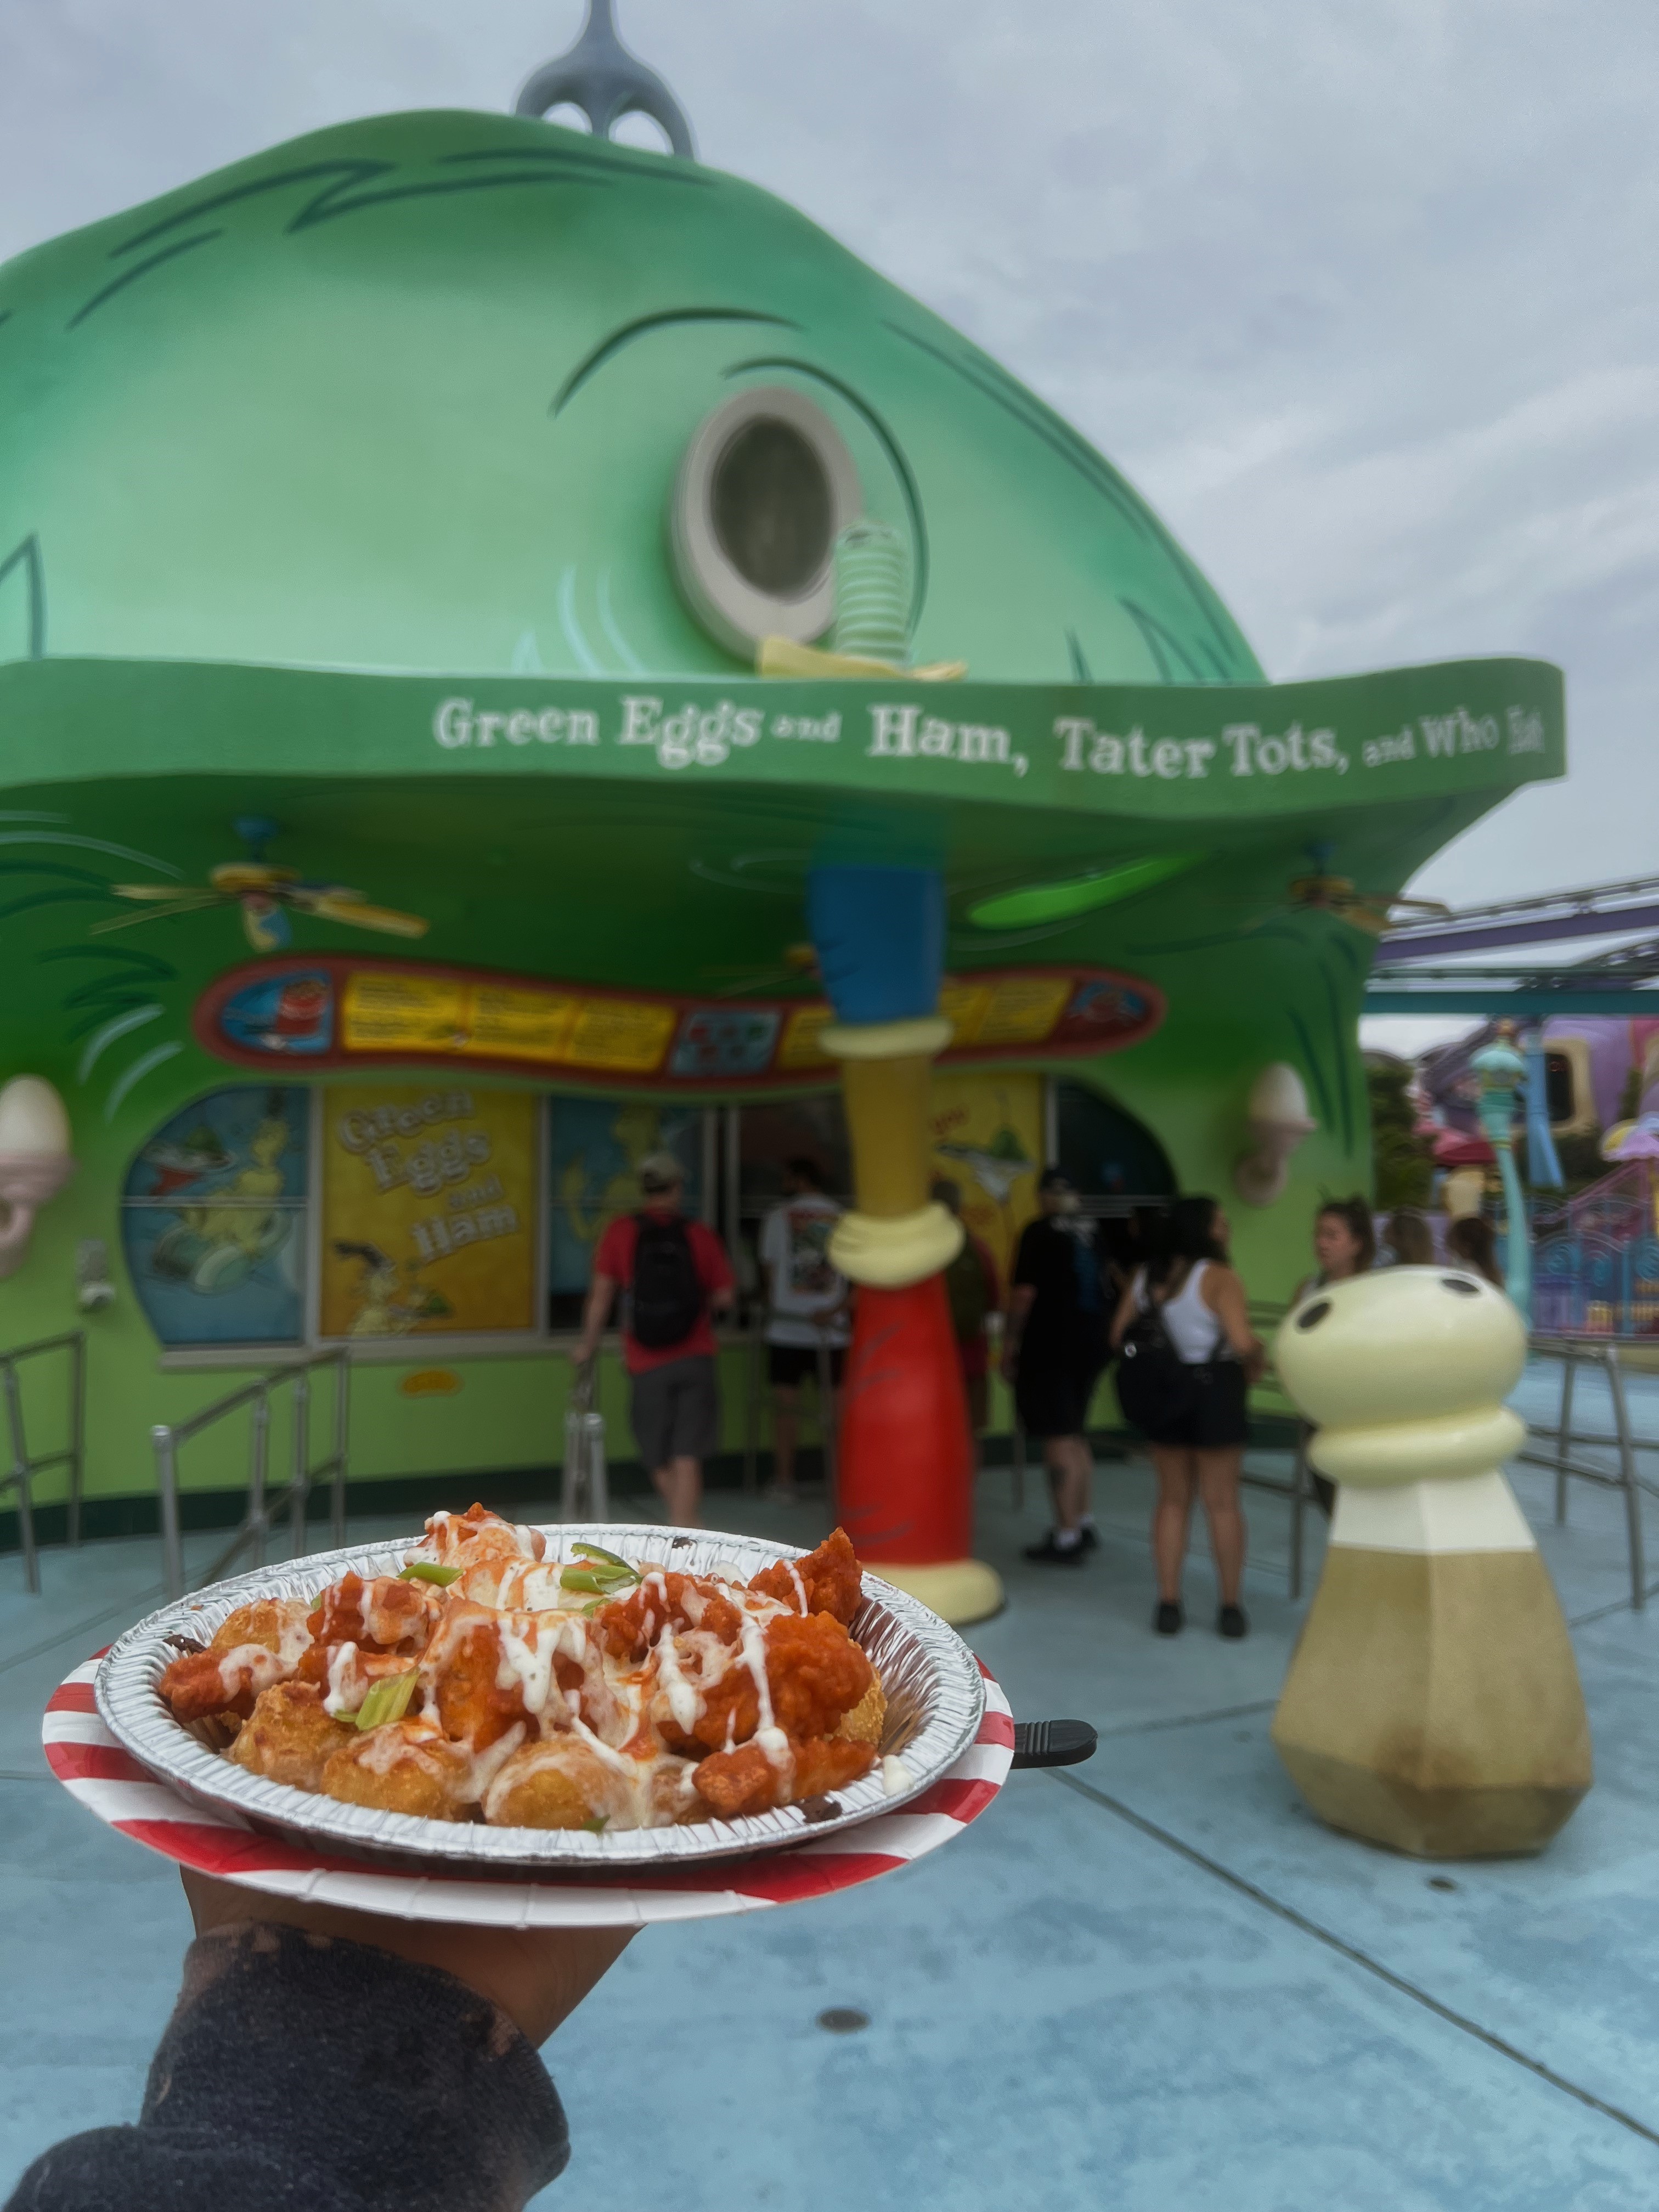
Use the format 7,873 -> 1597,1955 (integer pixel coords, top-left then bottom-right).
630,1355 -> 720,1470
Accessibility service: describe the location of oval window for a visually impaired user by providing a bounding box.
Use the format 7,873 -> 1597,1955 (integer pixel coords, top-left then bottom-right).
672,386 -> 861,655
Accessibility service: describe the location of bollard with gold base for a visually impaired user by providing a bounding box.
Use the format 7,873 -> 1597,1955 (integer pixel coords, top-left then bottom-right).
1271,1268 -> 1590,1858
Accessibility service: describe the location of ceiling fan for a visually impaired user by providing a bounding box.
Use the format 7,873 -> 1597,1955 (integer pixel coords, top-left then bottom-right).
1278,845 -> 1451,937
93,817 -> 430,955
696,942 -> 820,998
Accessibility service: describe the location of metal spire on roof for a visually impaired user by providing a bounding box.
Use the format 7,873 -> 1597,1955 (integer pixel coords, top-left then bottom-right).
515,0 -> 696,159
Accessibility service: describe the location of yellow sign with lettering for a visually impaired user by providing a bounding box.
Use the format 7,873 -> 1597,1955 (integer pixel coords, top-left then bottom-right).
318,1084 -> 538,1338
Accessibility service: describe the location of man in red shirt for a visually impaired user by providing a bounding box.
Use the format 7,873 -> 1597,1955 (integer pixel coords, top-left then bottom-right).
573,1150 -> 734,1526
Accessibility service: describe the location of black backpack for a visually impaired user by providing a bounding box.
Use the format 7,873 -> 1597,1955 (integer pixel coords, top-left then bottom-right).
629,1215 -> 704,1350
1113,1300 -> 1197,1433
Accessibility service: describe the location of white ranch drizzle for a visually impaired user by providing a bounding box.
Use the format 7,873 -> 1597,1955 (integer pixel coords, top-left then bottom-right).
464,1719 -> 527,1801
654,1632 -> 704,1736
322,1640 -> 359,1718
274,1604 -> 313,1668
735,1606 -> 789,1768
786,1564 -> 809,1615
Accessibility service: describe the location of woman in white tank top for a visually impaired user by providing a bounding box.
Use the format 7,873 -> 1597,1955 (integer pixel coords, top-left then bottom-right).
1110,1196 -> 1263,1640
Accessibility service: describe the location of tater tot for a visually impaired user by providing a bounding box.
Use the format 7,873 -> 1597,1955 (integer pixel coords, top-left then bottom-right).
210,1598 -> 312,1662
321,1720 -> 473,1822
483,1737 -> 635,1830
835,1672 -> 887,1748
230,1681 -> 356,1791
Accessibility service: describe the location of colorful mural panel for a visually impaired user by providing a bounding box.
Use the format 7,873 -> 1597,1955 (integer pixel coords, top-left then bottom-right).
548,1099 -> 705,1297
927,1070 -> 1045,1289
121,1086 -> 309,1346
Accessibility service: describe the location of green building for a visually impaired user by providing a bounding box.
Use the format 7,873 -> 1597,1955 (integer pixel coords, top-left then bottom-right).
0,82 -> 1562,1556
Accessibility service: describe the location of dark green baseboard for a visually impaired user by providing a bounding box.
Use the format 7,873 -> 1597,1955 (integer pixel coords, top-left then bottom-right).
0,1417 -> 1298,1557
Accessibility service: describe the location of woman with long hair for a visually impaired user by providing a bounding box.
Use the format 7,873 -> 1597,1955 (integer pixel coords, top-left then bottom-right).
1447,1213 -> 1505,1286
1293,1195 -> 1376,1516
1385,1207 -> 1436,1266
1110,1195 -> 1263,1637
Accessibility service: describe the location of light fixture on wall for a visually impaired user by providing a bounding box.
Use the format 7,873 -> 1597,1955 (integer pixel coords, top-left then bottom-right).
1234,1063 -> 1316,1207
0,1076 -> 76,1278
76,1237 -> 115,1312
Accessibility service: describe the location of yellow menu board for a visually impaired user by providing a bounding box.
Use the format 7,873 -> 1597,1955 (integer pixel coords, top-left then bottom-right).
319,1084 -> 538,1338
927,1069 -> 1044,1289
340,969 -> 672,1074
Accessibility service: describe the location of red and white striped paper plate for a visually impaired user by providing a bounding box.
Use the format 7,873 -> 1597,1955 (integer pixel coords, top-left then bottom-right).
44,1655 -> 1012,1927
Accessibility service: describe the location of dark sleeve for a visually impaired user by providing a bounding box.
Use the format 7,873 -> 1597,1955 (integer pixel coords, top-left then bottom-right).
1012,1222 -> 1041,1289
4,1923 -> 570,2212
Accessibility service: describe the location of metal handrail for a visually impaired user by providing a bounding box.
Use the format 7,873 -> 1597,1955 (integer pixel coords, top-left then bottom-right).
1,1330 -> 86,1594
154,1348 -> 350,1600
1519,1334 -> 1654,1610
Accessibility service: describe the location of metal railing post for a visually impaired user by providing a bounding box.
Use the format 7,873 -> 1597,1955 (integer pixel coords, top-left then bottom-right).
1605,1345 -> 1645,1611
66,1333 -> 86,1548
290,1369 -> 311,1558
331,1348 -> 349,1548
2,1358 -> 37,1594
154,1424 -> 184,1601
247,1388 -> 270,1568
1554,1348 -> 1576,1524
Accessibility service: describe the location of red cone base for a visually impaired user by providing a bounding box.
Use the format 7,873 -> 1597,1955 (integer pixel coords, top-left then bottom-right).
836,1273 -> 974,1566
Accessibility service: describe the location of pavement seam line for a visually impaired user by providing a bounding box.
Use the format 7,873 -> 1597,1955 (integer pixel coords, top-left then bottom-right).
1094,1699 -> 1278,1741
1052,1770 -> 1659,2150
1568,1575 -> 1659,1629
0,1581 -> 166,1680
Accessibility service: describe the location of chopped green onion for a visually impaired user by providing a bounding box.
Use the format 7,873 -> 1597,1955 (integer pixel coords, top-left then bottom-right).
559,1563 -> 637,1596
353,1669 -> 419,1731
571,1541 -> 633,1572
580,1814 -> 610,1834
398,1562 -> 461,1585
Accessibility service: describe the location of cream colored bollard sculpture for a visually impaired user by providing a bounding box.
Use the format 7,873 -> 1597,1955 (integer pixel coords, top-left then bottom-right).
1271,1267 -> 1591,1858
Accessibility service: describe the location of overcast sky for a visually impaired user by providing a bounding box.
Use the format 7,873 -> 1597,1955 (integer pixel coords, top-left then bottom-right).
2,0 -> 1653,988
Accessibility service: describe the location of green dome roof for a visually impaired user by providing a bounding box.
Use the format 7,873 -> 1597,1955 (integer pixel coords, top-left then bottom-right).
0,108 -> 1261,686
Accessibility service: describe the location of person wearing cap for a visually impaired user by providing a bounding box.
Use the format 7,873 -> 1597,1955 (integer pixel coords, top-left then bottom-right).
1002,1168 -> 1108,1564
573,1151 -> 735,1526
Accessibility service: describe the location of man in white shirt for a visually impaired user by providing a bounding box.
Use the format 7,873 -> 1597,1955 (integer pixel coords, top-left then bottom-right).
758,1156 -> 849,1502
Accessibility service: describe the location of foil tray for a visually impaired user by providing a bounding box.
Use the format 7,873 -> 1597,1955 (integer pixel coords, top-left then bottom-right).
95,1523 -> 986,1872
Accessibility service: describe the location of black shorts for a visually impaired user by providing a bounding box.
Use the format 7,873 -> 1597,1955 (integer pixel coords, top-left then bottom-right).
1143,1360 -> 1249,1451
768,1344 -> 846,1389
630,1356 -> 720,1469
1015,1358 -> 1104,1441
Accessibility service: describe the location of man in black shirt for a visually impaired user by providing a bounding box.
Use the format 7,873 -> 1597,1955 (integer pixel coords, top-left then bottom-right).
1002,1169 -> 1107,1564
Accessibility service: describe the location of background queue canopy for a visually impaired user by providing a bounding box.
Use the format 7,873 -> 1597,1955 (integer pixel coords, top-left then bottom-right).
0,92 -> 1564,1379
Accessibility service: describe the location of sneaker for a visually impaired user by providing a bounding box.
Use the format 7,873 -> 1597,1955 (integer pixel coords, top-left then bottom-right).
1217,1604 -> 1249,1640
1024,1531 -> 1086,1566
1077,1523 -> 1100,1554
1154,1599 -> 1183,1635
